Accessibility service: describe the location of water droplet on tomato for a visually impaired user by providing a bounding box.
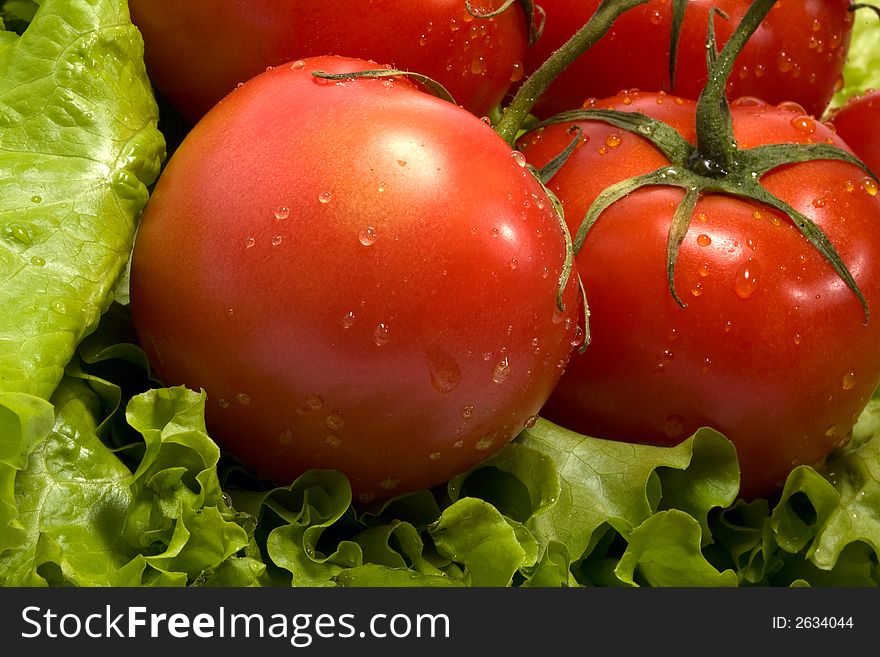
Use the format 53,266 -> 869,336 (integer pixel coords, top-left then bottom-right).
271,235 -> 283,246
218,398 -> 230,409
697,234 -> 712,247
318,190 -> 333,204
861,177 -> 878,196
461,405 -> 474,420
341,311 -> 356,329
325,434 -> 342,448
492,356 -> 511,384
510,61 -> 524,83
734,258 -> 761,299
663,414 -> 686,438
236,392 -> 252,405
305,394 -> 324,411
325,410 -> 345,431
359,226 -> 377,246
842,371 -> 857,390
691,283 -> 704,297
274,206 -> 290,220
605,133 -> 622,148
291,60 -> 306,70
278,429 -> 293,445
429,451 -> 442,461
475,435 -> 494,451
511,150 -> 527,167
428,349 -> 462,393
790,115 -> 816,134
245,236 -> 255,248
374,323 -> 390,346
508,258 -> 518,271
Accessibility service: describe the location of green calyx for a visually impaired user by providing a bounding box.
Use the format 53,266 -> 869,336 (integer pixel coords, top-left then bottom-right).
537,0 -> 877,322
311,69 -> 457,104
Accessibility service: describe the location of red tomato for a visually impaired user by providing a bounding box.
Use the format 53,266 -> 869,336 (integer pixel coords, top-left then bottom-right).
829,89 -> 880,175
128,0 -> 529,124
518,90 -> 880,500
521,0 -> 854,119
129,55 -> 581,503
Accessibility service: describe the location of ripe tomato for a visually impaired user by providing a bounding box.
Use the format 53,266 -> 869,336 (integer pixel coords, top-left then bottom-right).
128,0 -> 529,124
518,90 -> 880,500
129,55 -> 581,503
829,89 -> 880,175
521,0 -> 854,119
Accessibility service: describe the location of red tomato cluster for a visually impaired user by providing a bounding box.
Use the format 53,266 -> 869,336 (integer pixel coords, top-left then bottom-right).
129,1 -> 880,503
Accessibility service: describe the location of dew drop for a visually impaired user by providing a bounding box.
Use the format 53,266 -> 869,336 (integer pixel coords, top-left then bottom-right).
690,283 -> 704,297
31,195 -> 41,203
605,133 -> 622,148
461,405 -> 475,420
492,356 -> 511,384
236,392 -> 252,405
341,311 -> 356,329
218,398 -> 230,409
305,394 -> 324,411
429,451 -> 442,461
374,322 -> 390,346
697,234 -> 712,247
271,235 -> 283,246
861,177 -> 878,196
278,429 -> 293,445
734,258 -> 761,299
380,477 -> 400,491
508,258 -> 519,271
428,348 -> 462,393
245,236 -> 256,248
524,415 -> 539,429
842,371 -> 857,391
359,492 -> 375,504
318,190 -> 333,204
291,60 -> 306,70
509,61 -> 524,82
274,206 -> 290,220
325,434 -> 342,448
30,256 -> 46,267
358,226 -> 377,246
663,414 -> 686,438
325,410 -> 345,431
790,115 -> 816,134
475,435 -> 494,451
511,150 -> 527,167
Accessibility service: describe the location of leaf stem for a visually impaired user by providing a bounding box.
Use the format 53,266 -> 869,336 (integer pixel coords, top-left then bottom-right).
493,0 -> 650,146
693,0 -> 777,172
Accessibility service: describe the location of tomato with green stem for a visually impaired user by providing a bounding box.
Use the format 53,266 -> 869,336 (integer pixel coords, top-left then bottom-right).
520,0 -> 855,120
128,55 -> 582,503
517,0 -> 880,500
128,0 -> 533,124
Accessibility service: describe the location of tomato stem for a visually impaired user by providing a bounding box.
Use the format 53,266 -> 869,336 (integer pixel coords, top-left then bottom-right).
691,0 -> 777,174
493,0 -> 650,146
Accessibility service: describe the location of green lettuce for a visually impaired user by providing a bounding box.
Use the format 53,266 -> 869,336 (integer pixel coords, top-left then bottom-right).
2,0 -> 880,589
830,6 -> 880,111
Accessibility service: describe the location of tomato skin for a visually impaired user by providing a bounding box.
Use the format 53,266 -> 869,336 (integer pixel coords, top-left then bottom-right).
128,0 -> 528,124
521,0 -> 853,119
518,91 -> 880,500
129,56 -> 580,502
829,90 -> 880,176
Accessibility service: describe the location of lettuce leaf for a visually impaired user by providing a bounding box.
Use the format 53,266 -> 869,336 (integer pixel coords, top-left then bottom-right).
830,6 -> 880,111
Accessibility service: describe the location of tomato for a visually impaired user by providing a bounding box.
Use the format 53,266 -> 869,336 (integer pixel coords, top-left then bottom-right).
829,89 -> 880,176
129,55 -> 581,503
128,0 -> 529,124
521,0 -> 854,119
517,90 -> 880,500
